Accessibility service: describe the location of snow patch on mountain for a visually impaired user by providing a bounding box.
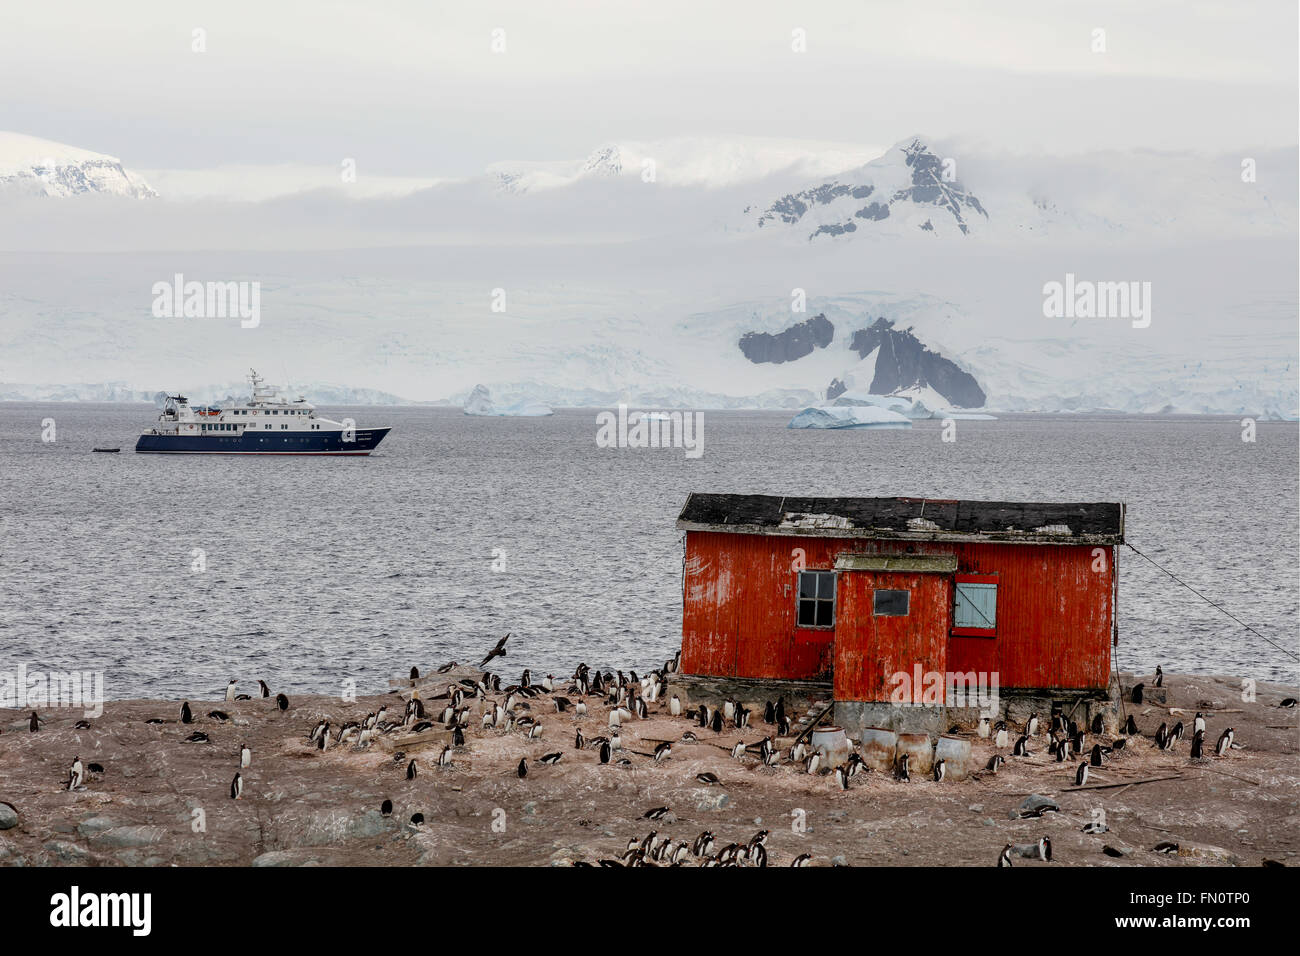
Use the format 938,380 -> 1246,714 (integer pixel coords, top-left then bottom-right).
0,132 -> 157,199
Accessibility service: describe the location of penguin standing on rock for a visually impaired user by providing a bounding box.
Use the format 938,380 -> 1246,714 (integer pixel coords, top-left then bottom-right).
67,756 -> 83,791
180,701 -> 193,724
986,754 -> 1004,774
1215,728 -> 1234,756
997,844 -> 1014,867
897,753 -> 911,781
1075,762 -> 1089,786
406,759 -> 418,780
28,712 -> 42,732
240,743 -> 251,768
1190,730 -> 1205,760
225,679 -> 238,701
230,772 -> 243,799
933,758 -> 946,783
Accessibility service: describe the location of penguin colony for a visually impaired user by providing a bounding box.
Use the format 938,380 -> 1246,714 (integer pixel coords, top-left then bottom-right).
28,655 -> 1269,867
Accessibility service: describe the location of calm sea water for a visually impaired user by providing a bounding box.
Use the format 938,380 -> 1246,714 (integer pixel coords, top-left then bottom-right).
1,403 -> 1296,699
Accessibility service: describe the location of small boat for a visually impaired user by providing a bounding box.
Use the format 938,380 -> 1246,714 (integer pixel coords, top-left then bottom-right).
92,447 -> 121,453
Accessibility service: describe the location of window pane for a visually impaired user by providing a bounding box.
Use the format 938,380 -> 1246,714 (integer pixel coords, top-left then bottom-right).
815,600 -> 834,627
817,571 -> 835,598
874,589 -> 909,616
799,572 -> 818,599
797,600 -> 817,626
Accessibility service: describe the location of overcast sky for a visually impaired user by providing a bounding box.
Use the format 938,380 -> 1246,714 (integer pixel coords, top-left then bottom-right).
1,0 -> 1295,177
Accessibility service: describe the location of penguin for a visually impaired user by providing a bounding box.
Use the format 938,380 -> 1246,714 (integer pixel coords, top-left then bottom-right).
452,726 -> 465,748
258,680 -> 271,698
933,758 -> 946,783
1075,762 -> 1089,786
574,700 -> 587,718
183,731 -> 210,743
644,806 -> 673,821
1160,730 -> 1176,751
540,752 -> 562,765
1037,837 -> 1053,861
763,700 -> 776,723
711,710 -> 724,734
240,743 -> 251,768
529,721 -> 543,739
1280,698 -> 1298,709
208,710 -> 230,722
1013,734 -> 1030,757
1154,722 -> 1168,749
380,799 -> 393,815
410,812 -> 424,826
986,754 -> 1004,774
436,744 -> 454,767
406,759 -> 418,780
653,741 -> 672,762
1026,713 -> 1040,737
609,709 -> 622,728
1171,721 -> 1184,740
1189,729 -> 1205,759
834,766 -> 849,790
993,722 -> 1008,748
1124,714 -> 1138,736
517,758 -> 528,778
777,715 -> 792,736
599,741 -> 611,764
225,679 -> 238,701
1193,712 -> 1206,735
1054,739 -> 1067,762
1215,728 -> 1233,756
574,728 -> 585,750
25,712 -> 43,731
87,762 -> 104,774
230,772 -> 243,799
1090,744 -> 1104,767
610,730 -> 622,751
1091,713 -> 1105,734
804,752 -> 821,775
897,753 -> 910,781
791,853 -> 812,867
997,844 -> 1014,867
409,666 -> 420,681
275,693 -> 289,712
731,741 -> 747,760
553,697 -> 570,713
180,701 -> 193,724
1154,665 -> 1163,688
74,720 -> 90,730
695,772 -> 722,786
680,731 -> 697,743
1131,683 -> 1144,704
67,756 -> 83,791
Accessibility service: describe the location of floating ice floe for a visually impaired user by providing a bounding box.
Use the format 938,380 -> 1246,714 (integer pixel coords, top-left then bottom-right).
787,405 -> 912,430
828,390 -> 933,420
462,384 -> 554,417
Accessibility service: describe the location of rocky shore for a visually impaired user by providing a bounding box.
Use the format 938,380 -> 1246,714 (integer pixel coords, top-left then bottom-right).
1,671 -> 1296,867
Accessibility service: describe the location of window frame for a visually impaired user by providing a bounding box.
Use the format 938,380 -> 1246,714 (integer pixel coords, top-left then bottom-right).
796,570 -> 837,630
952,573 -> 998,637
872,588 -> 910,617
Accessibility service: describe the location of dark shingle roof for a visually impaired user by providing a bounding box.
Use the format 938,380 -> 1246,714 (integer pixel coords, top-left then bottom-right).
676,493 -> 1124,545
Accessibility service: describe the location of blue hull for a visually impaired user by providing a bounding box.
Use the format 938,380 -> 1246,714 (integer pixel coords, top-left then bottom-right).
135,427 -> 390,455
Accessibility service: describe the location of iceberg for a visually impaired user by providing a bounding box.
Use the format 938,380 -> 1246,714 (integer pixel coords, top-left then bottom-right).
787,405 -> 912,430
829,390 -> 933,419
462,384 -> 554,417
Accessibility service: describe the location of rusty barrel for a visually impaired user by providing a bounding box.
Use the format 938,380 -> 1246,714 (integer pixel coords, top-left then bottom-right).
895,732 -> 933,777
810,726 -> 851,768
860,727 -> 897,772
934,734 -> 971,780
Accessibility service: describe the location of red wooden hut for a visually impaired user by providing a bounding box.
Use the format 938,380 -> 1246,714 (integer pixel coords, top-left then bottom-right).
674,494 -> 1126,732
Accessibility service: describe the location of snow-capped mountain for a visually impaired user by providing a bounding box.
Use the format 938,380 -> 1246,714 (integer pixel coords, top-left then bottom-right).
749,137 -> 987,239
0,132 -> 157,199
487,136 -> 881,193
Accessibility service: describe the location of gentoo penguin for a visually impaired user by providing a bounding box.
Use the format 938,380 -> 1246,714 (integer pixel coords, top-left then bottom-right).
67,756 -> 83,791
1013,735 -> 1030,757
438,745 -> 454,766
1054,739 -> 1068,762
1026,713 -> 1040,737
409,666 -> 420,681
240,743 -> 251,768
609,709 -> 621,728
574,700 -> 587,718
695,772 -> 722,786
1190,729 -> 1205,759
1171,721 -> 1184,740
1091,714 -> 1105,734
730,741 -> 747,759
668,694 -> 682,717
74,720 -> 90,730
986,754 -> 1004,774
933,758 -> 946,782
183,731 -> 210,743
711,710 -> 724,734
180,701 -> 193,724
1075,762 -> 1089,786
834,766 -> 849,790
529,721 -> 543,739
1160,730 -> 1176,751
1280,698 -> 1298,709
1089,744 -> 1104,767
1154,722 -> 1168,749
380,799 -> 392,816
540,752 -> 562,765
599,741 -> 611,764
1154,665 -> 1163,688
410,813 -> 425,826
208,710 -> 229,722
275,693 -> 289,712
763,700 -> 776,724
1215,728 -> 1233,756
225,679 -> 238,701
653,741 -> 672,762
574,729 -> 585,750
230,772 -> 243,799
406,759 -> 418,780
804,752 -> 821,775
722,699 -> 736,721
517,758 -> 528,778
1124,714 -> 1139,736
87,762 -> 104,774
997,844 -> 1014,867
258,680 -> 271,698
994,722 -> 1009,748
553,696 -> 570,713
1131,682 -> 1144,704
680,731 -> 697,743
897,753 -> 910,781
1036,837 -> 1053,861
644,806 -> 672,821
610,730 -> 622,751
1193,712 -> 1206,735
437,661 -> 456,674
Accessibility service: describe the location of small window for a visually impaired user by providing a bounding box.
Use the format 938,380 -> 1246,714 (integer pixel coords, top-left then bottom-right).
797,571 -> 836,628
873,589 -> 909,616
954,578 -> 997,634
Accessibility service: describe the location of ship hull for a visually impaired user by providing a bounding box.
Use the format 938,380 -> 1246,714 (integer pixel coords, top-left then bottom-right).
135,427 -> 391,455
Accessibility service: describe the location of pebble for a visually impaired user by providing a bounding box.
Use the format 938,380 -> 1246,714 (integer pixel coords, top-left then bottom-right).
0,804 -> 18,830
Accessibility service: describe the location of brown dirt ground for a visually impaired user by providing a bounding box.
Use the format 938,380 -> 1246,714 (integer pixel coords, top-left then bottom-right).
0,671 -> 1296,867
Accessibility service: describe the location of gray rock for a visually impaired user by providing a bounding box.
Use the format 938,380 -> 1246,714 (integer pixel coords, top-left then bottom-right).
695,792 -> 730,811
90,825 -> 167,849
0,804 -> 18,830
300,809 -> 389,846
968,804 -> 984,813
1018,794 -> 1060,817
251,850 -> 319,867
44,841 -> 90,864
77,816 -> 118,838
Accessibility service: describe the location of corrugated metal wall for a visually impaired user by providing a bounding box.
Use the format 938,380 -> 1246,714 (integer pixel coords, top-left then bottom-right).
680,531 -> 1114,695
834,570 -> 951,701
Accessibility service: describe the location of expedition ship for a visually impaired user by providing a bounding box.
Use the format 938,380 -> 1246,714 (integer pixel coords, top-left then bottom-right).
134,371 -> 391,455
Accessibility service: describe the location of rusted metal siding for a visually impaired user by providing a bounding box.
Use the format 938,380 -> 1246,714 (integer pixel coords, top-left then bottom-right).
680,530 -> 1114,693
834,570 -> 951,702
